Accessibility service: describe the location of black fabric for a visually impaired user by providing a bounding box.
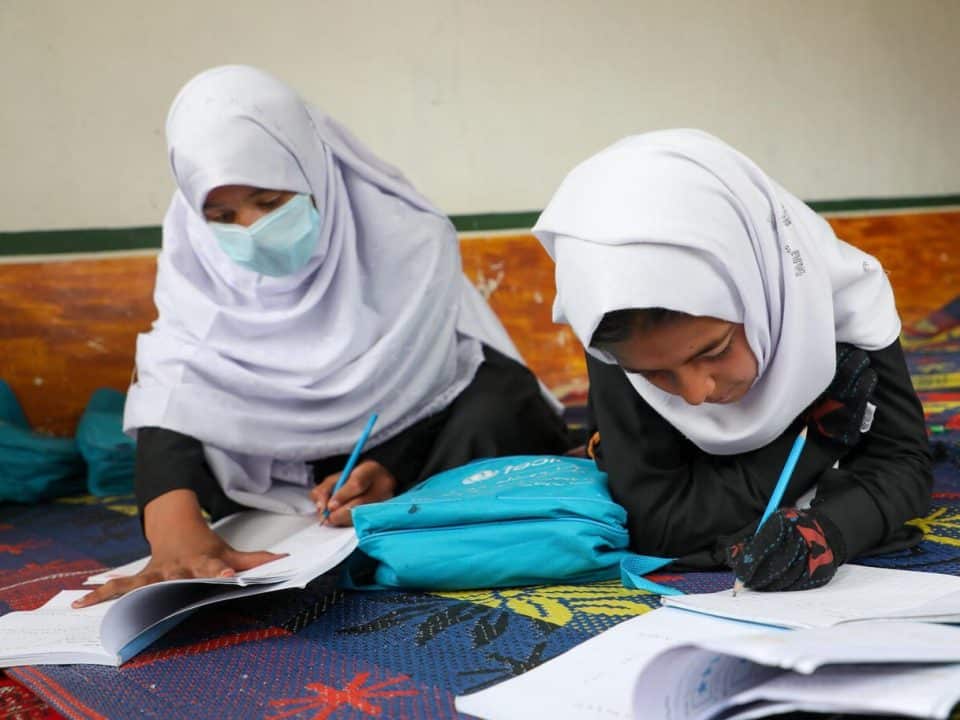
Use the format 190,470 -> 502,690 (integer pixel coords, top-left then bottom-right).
134,427 -> 245,522
726,507 -> 846,592
586,338 -> 932,567
363,345 -> 571,488
134,345 -> 570,522
806,343 -> 879,447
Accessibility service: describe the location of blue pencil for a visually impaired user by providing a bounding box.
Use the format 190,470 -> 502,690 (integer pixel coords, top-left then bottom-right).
322,413 -> 378,522
732,425 -> 807,595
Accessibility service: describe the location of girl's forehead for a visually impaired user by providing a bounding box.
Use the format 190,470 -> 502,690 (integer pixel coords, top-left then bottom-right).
614,316 -> 735,371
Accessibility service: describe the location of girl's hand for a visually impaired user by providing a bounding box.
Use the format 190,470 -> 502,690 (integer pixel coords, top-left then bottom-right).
725,508 -> 846,592
72,523 -> 284,608
72,489 -> 284,608
310,459 -> 397,526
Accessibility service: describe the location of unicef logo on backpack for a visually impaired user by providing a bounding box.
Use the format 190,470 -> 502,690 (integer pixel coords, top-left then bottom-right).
462,469 -> 498,485
460,457 -> 564,485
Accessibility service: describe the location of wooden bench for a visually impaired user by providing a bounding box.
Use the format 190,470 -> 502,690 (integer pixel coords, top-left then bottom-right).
2,211 -> 959,436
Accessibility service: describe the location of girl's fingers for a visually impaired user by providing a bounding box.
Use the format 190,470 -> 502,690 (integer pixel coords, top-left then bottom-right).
71,549 -> 285,609
193,557 -> 236,579
310,475 -> 335,509
72,572 -> 160,608
225,550 -> 288,572
325,496 -> 367,526
316,461 -> 394,519
325,468 -> 397,526
326,462 -> 379,511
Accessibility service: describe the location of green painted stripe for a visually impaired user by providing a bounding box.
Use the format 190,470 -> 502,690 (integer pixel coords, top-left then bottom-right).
2,194 -> 959,257
451,211 -> 540,233
0,226 -> 161,257
807,194 -> 960,213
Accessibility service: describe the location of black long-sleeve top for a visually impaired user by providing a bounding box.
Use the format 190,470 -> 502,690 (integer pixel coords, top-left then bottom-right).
134,345 -> 570,520
586,339 -> 933,565
134,417 -> 443,520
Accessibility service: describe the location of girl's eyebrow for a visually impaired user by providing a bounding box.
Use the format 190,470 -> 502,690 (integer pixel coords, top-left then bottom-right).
687,328 -> 735,361
203,188 -> 273,210
621,327 -> 733,375
679,328 -> 734,364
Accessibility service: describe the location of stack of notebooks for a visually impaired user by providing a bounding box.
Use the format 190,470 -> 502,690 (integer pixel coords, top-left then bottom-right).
456,564 -> 960,720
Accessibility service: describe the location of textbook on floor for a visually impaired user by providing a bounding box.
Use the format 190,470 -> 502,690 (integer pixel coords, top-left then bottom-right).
456,565 -> 960,720
0,512 -> 357,667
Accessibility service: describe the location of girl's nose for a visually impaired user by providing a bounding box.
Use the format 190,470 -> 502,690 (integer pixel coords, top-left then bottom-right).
676,367 -> 714,406
234,206 -> 269,228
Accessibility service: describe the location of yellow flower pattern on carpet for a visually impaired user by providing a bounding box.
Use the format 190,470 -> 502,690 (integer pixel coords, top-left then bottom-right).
432,580 -> 656,628
910,507 -> 960,548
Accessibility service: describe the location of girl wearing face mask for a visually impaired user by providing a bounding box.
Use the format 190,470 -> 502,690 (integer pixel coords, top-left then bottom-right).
74,65 -> 568,607
535,130 -> 932,594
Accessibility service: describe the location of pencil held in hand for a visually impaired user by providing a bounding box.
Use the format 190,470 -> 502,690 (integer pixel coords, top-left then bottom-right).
320,413 -> 378,522
727,507 -> 845,594
730,426 -> 807,595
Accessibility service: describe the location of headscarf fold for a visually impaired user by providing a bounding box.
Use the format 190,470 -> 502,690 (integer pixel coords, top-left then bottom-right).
534,130 -> 899,455
125,65 -> 532,511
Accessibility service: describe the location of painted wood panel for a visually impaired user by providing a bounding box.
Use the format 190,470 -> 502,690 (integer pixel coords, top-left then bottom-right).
0,257 -> 158,435
2,211 -> 957,435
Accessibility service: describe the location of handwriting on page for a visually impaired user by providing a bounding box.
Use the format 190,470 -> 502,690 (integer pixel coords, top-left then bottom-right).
0,601 -> 109,654
671,652 -> 780,720
455,608 -> 774,720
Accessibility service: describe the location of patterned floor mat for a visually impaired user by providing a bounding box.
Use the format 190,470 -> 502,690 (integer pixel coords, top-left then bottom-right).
2,297 -> 960,720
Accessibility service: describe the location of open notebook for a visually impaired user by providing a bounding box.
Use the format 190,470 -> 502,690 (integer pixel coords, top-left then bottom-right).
457,607 -> 960,720
456,565 -> 960,720
0,511 -> 357,667
662,564 -> 960,628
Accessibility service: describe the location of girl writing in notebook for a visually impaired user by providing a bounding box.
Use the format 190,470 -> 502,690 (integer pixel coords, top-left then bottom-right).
75,65 -> 567,607
534,130 -> 932,592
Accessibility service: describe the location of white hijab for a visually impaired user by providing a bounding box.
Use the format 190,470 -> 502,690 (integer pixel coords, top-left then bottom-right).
534,130 -> 900,455
124,65 -> 528,512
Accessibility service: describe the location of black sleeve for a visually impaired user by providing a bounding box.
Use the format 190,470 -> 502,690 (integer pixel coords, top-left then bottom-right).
360,344 -> 570,492
134,426 -> 243,522
587,338 -> 933,564
810,339 -> 933,558
587,353 -> 844,560
358,411 -> 445,493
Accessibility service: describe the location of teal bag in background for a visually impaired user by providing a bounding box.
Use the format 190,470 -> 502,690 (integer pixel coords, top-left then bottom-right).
350,455 -> 634,590
0,380 -> 29,429
0,380 -> 85,503
76,388 -> 136,496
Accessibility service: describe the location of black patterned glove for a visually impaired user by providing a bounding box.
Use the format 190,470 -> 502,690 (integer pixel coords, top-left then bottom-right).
806,343 -> 878,448
725,508 -> 847,592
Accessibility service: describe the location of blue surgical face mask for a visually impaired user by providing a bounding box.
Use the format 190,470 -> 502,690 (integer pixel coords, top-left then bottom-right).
209,193 -> 322,277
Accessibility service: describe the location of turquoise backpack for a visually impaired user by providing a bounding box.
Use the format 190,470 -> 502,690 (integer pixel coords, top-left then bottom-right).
350,455 -> 679,594
0,380 -> 85,502
0,382 -> 136,502
75,388 -> 136,496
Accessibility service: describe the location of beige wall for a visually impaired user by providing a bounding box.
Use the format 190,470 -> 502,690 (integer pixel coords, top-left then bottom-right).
2,0 -> 958,232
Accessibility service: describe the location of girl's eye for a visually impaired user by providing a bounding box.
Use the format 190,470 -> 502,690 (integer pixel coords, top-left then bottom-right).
258,196 -> 283,209
703,336 -> 734,360
642,369 -> 673,384
206,211 -> 233,224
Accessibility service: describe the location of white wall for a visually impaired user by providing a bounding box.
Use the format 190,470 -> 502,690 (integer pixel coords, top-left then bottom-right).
2,0 -> 958,232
